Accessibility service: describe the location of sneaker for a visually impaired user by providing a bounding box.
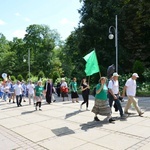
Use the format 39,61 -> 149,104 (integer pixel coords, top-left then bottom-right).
35,107 -> 37,111
9,99 -> 11,103
23,100 -> 26,102
120,114 -> 128,119
86,108 -> 90,111
13,101 -> 15,103
139,111 -> 144,116
53,100 -> 56,102
39,108 -> 42,111
94,116 -> 100,121
109,118 -> 115,123
76,101 -> 79,103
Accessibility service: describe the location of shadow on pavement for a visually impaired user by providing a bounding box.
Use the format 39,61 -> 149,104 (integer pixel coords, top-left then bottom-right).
65,110 -> 84,119
21,110 -> 36,115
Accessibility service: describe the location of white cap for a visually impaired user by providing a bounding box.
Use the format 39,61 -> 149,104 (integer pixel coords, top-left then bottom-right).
113,72 -> 119,77
132,73 -> 139,78
61,78 -> 65,81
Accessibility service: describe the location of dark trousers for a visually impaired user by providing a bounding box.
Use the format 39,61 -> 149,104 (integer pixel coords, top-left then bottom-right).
36,102 -> 41,107
16,95 -> 22,106
46,94 -> 52,104
108,93 -> 123,117
81,93 -> 89,108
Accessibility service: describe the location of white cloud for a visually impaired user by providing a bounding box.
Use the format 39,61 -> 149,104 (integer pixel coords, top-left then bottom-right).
12,29 -> 27,39
24,17 -> 30,22
60,18 -> 76,26
0,19 -> 6,25
60,18 -> 69,25
15,12 -> 21,16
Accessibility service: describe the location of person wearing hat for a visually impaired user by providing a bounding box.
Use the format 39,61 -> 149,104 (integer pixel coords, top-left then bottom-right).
108,72 -> 126,118
122,73 -> 144,116
60,78 -> 69,101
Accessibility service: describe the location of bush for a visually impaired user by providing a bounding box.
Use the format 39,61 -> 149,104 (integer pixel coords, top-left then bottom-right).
142,68 -> 150,82
38,71 -> 45,80
10,75 -> 16,81
17,74 -> 23,81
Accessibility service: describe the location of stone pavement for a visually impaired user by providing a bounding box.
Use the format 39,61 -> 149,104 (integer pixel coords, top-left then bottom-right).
0,95 -> 150,150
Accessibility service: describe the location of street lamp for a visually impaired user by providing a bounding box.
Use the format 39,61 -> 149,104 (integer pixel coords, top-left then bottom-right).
23,49 -> 30,80
108,15 -> 118,73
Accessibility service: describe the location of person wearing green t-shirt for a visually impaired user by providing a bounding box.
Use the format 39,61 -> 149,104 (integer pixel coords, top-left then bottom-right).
92,77 -> 115,123
34,81 -> 44,110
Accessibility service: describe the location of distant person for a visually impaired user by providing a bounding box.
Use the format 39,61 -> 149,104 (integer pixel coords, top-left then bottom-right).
34,81 -> 44,110
56,82 -> 61,97
44,79 -> 54,104
60,78 -> 69,101
92,77 -> 115,123
14,81 -> 23,107
80,77 -> 90,110
69,77 -> 79,103
27,80 -> 35,105
122,73 -> 144,116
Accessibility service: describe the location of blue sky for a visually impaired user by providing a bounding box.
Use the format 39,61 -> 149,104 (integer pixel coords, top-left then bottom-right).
0,0 -> 82,41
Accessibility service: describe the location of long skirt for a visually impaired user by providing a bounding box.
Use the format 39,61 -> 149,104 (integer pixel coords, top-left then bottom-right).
92,99 -> 112,116
71,91 -> 79,99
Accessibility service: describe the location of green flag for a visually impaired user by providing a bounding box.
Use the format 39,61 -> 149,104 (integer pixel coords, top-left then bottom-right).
83,50 -> 100,76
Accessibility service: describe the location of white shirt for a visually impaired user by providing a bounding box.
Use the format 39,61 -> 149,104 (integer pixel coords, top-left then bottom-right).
27,83 -> 35,95
61,82 -> 68,88
108,80 -> 119,94
14,84 -> 23,95
125,78 -> 136,96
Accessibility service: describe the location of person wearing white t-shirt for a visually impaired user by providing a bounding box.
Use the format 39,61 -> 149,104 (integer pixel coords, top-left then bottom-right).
108,72 -> 126,118
122,73 -> 144,116
14,81 -> 23,107
27,81 -> 35,105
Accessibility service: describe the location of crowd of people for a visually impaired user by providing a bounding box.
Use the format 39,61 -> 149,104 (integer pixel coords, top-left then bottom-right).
0,72 -> 144,123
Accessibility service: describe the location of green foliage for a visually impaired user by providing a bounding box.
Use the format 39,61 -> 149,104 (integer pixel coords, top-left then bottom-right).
142,68 -> 150,82
38,71 -> 45,80
17,74 -> 23,81
10,75 -> 16,81
132,60 -> 145,76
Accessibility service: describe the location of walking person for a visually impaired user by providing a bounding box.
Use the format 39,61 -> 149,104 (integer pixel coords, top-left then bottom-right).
122,73 -> 144,116
8,81 -> 15,103
60,78 -> 69,101
27,80 -> 35,105
34,81 -> 44,110
108,72 -> 126,118
69,77 -> 79,103
56,82 -> 61,97
14,81 -> 23,107
80,77 -> 90,110
92,77 -> 115,123
44,79 -> 55,104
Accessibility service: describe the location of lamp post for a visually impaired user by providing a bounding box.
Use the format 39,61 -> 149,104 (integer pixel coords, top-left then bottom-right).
108,15 -> 118,73
23,49 -> 30,80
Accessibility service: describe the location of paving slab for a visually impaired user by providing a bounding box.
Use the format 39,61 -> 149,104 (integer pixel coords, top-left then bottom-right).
0,96 -> 150,150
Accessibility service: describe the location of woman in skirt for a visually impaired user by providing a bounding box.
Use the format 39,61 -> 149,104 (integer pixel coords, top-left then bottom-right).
92,77 -> 115,123
69,77 -> 79,103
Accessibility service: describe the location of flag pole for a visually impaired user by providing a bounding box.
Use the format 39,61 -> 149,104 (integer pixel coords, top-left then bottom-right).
88,76 -> 90,85
94,48 -> 101,79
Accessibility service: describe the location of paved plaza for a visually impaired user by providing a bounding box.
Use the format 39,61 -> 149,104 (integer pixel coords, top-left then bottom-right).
0,95 -> 150,150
